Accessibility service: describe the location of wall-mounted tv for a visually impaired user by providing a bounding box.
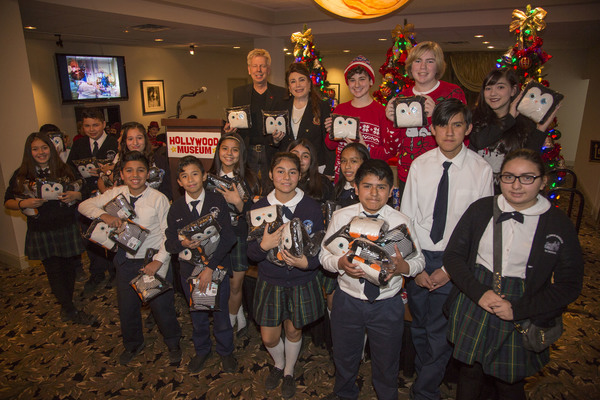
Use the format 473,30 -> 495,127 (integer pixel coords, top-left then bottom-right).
55,53 -> 128,103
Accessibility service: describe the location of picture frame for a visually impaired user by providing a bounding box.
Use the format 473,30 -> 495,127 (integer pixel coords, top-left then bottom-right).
140,80 -> 165,114
326,83 -> 340,108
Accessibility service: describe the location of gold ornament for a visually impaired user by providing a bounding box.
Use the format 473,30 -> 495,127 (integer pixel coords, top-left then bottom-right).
391,23 -> 415,40
510,4 -> 547,45
291,27 -> 314,59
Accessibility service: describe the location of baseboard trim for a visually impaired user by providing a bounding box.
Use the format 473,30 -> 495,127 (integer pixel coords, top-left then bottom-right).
0,249 -> 32,270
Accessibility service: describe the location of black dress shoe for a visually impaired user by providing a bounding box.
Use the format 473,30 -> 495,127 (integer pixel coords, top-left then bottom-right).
168,347 -> 182,366
265,366 -> 284,390
220,353 -> 237,373
119,342 -> 145,365
188,352 -> 211,374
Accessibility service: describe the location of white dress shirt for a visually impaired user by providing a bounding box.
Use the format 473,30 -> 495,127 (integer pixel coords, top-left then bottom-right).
185,190 -> 205,214
78,185 -> 171,276
89,132 -> 108,154
320,203 -> 425,301
476,194 -> 551,278
401,145 -> 494,252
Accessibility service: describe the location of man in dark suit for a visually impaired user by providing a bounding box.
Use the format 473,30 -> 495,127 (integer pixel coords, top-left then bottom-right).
67,108 -> 119,293
225,49 -> 286,185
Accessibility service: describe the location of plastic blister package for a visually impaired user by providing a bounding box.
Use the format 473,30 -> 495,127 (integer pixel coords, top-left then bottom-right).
246,205 -> 284,241
73,158 -> 97,179
187,265 -> 227,311
129,248 -> 172,302
103,193 -> 136,220
391,96 -> 428,128
348,216 -> 389,241
177,214 -> 222,261
329,114 -> 360,141
84,219 -> 117,251
262,110 -> 289,136
226,105 -> 252,129
147,166 -> 165,190
109,220 -> 149,254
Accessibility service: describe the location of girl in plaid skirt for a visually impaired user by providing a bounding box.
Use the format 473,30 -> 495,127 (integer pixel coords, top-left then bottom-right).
4,132 -> 93,325
444,149 -> 583,400
208,132 -> 261,337
247,152 -> 325,399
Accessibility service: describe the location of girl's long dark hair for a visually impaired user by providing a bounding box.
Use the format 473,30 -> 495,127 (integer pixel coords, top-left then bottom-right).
334,143 -> 370,200
209,132 -> 261,196
285,62 -> 324,125
15,132 -> 75,189
472,68 -> 532,154
118,122 -> 153,163
286,138 -> 323,199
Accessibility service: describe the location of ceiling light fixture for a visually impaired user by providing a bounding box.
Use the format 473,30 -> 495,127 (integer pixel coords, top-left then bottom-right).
487,45 -> 495,49
24,26 -> 36,30
233,46 -> 240,49
314,0 -> 409,19
482,41 -> 490,44
378,38 -> 387,41
343,49 -> 350,53
154,38 -> 164,42
189,45 -> 195,55
474,34 -> 484,38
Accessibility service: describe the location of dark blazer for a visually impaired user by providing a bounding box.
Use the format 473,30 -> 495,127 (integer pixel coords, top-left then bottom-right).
165,190 -> 235,273
275,97 -> 332,168
232,82 -> 286,147
67,134 -> 119,198
443,196 -> 583,324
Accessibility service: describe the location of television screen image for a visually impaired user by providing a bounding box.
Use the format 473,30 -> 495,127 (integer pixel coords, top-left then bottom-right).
56,54 -> 128,103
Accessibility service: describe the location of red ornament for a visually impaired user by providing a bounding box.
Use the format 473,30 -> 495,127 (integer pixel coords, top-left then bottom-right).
519,56 -> 532,69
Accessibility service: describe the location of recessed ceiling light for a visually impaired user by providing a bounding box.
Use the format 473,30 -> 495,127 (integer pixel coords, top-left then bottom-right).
378,38 -> 387,41
24,26 -> 37,30
343,49 -> 350,53
283,48 -> 288,51
154,38 -> 164,42
233,46 -> 240,49
286,52 -> 292,55
474,34 -> 484,38
123,29 -> 129,33
482,41 -> 490,44
487,45 -> 495,49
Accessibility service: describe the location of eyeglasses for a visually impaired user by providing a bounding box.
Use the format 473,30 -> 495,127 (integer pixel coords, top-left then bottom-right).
498,174 -> 541,185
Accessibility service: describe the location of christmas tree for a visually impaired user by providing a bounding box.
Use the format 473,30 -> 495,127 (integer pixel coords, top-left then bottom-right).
373,21 -> 417,106
498,4 -> 565,188
290,26 -> 333,104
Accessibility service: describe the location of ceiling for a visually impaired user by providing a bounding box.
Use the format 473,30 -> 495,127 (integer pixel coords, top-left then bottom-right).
19,0 -> 600,56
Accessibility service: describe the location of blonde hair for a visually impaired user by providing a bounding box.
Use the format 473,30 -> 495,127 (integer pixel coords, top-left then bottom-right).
406,41 -> 446,80
247,49 -> 271,67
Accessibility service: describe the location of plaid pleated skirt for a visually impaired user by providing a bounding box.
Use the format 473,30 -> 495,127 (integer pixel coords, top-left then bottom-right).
448,264 -> 549,383
318,268 -> 338,295
253,276 -> 325,328
25,223 -> 85,261
230,236 -> 248,272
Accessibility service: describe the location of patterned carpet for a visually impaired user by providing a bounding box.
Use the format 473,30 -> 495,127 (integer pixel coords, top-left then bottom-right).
1,212 -> 598,399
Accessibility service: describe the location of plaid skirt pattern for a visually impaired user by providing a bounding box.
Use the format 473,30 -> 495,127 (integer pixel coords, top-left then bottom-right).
253,277 -> 325,328
25,223 -> 85,261
448,264 -> 549,383
230,236 -> 248,272
318,269 -> 338,295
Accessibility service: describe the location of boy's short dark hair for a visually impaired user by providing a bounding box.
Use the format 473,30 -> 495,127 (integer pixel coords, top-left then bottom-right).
177,155 -> 204,175
80,108 -> 105,122
355,159 -> 393,187
346,66 -> 370,81
431,98 -> 472,127
121,150 -> 149,169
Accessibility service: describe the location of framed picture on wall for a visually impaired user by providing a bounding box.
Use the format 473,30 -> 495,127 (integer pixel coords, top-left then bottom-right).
140,80 -> 166,114
326,83 -> 340,108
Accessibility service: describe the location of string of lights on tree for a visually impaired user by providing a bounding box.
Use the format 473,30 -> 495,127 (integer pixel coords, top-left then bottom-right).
291,26 -> 334,106
497,4 -> 566,191
373,21 -> 417,106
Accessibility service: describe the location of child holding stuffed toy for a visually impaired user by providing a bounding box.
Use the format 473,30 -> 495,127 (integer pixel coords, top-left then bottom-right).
324,55 -> 396,182
385,41 -> 466,198
333,142 -> 370,208
5,132 -> 93,324
320,159 -> 425,400
247,152 -> 325,399
207,133 -> 261,338
165,155 -> 237,374
98,122 -> 171,200
78,151 -> 181,366
469,68 -> 560,192
400,99 -> 493,400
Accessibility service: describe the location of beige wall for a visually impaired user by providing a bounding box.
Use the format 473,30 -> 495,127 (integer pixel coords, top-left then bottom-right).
574,45 -> 600,220
26,39 -> 249,137
0,0 -> 39,269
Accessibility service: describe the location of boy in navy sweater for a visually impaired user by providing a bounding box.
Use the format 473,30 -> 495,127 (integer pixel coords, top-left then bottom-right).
165,156 -> 237,374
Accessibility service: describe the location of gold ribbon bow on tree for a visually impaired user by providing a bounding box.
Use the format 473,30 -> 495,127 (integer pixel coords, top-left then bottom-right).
391,23 -> 415,40
291,28 -> 314,58
510,4 -> 547,41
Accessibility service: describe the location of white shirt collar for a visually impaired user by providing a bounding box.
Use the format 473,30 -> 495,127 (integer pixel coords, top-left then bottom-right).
413,81 -> 440,96
267,188 -> 304,207
219,169 -> 235,179
185,189 -> 206,209
344,181 -> 354,190
435,144 -> 468,169
90,132 -> 107,153
498,193 -> 551,216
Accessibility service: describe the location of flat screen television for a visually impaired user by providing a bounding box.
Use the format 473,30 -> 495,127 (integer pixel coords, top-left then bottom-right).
55,53 -> 128,103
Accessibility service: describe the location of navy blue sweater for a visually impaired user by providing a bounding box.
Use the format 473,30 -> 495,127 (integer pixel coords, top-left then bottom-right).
165,190 -> 235,273
247,194 -> 324,287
